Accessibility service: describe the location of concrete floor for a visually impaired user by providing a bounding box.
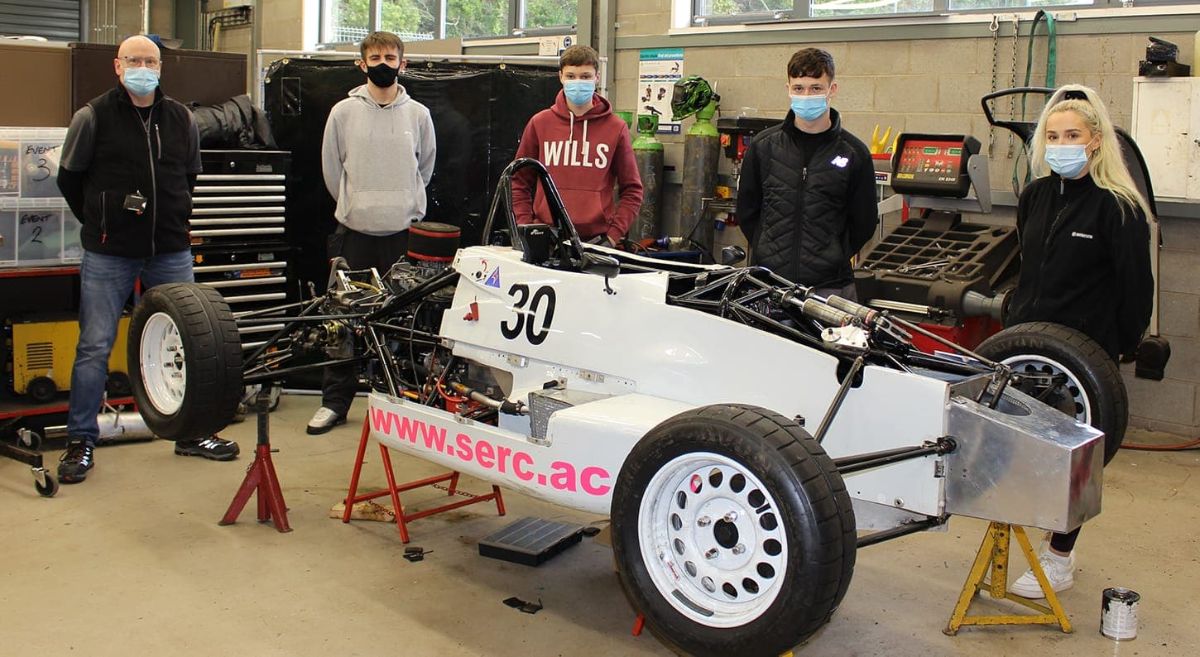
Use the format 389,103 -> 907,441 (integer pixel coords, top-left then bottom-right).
1,396 -> 1196,657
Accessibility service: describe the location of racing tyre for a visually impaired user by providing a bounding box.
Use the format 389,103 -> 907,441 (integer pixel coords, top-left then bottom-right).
977,321 -> 1127,460
129,283 -> 243,442
612,404 -> 856,657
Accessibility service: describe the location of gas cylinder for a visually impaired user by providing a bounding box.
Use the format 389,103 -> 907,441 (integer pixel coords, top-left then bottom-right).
629,113 -> 664,241
677,99 -> 720,252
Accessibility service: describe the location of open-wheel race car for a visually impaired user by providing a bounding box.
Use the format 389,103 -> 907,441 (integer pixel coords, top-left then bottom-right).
127,159 -> 1117,657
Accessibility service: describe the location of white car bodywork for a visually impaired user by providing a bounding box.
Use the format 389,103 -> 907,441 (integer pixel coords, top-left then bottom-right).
371,244 -> 1095,529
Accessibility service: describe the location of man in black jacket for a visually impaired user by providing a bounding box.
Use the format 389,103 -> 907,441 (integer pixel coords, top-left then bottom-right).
56,35 -> 239,484
736,48 -> 877,299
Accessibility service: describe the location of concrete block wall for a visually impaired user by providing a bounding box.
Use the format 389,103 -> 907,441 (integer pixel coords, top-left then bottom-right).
611,5 -> 1199,436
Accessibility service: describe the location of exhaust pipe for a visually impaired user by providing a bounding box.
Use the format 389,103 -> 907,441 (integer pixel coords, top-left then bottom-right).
45,411 -> 156,443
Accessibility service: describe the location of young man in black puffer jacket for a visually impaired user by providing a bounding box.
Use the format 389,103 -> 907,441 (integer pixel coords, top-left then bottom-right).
736,48 -> 878,300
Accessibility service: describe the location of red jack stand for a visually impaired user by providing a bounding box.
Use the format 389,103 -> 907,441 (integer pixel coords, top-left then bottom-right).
342,414 -> 504,543
632,613 -> 645,636
219,390 -> 291,533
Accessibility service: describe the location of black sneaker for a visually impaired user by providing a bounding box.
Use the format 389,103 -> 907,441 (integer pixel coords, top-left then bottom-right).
175,435 -> 240,461
58,440 -> 95,483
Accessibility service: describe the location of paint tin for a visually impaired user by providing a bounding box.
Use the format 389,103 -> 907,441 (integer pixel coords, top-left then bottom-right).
1101,587 -> 1140,640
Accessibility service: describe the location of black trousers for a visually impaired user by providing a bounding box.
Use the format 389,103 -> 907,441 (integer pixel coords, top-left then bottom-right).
321,226 -> 409,416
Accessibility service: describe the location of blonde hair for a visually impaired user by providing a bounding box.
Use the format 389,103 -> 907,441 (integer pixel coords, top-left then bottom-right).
1029,84 -> 1154,223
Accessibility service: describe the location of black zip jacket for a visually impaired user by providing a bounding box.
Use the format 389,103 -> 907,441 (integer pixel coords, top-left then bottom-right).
736,108 -> 878,288
57,85 -> 201,257
1008,173 -> 1153,360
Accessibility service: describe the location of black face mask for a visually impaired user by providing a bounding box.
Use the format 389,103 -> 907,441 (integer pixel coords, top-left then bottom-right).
365,62 -> 398,88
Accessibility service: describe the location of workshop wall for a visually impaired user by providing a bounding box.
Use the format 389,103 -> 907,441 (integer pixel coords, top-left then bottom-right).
610,7 -> 1200,436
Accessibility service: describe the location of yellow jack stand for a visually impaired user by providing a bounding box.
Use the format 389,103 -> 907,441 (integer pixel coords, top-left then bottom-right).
944,522 -> 1072,635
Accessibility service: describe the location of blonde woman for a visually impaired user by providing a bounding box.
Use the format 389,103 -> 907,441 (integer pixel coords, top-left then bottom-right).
1005,83 -> 1154,598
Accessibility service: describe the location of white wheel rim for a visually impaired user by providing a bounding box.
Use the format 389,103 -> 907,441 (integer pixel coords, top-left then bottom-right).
139,312 -> 186,415
638,451 -> 787,628
1001,354 -> 1092,424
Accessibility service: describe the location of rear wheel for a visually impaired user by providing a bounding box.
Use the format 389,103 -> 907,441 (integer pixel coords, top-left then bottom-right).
977,321 -> 1127,459
129,283 -> 243,441
612,404 -> 856,657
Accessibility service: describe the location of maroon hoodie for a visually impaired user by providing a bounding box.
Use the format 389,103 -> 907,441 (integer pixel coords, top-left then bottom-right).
512,91 -> 643,243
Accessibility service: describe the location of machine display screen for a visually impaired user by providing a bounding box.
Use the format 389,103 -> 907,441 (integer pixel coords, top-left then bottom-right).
890,134 -> 979,198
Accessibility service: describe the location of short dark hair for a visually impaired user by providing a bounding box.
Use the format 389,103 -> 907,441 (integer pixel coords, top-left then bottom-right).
560,45 -> 600,72
787,48 -> 835,80
360,31 -> 404,60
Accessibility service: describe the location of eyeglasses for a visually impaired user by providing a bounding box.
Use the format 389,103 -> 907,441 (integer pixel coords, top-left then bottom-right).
120,56 -> 161,69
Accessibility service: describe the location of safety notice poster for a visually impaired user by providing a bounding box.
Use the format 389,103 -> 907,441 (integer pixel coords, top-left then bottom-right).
638,48 -> 683,135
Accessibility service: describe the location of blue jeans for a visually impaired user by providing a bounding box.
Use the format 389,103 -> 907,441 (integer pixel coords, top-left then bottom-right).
68,249 -> 193,446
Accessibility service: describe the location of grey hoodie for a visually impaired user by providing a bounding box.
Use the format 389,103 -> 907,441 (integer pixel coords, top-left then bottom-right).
321,83 -> 436,235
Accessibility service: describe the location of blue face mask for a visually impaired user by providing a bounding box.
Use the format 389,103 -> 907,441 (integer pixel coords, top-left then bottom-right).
123,66 -> 160,97
790,95 -> 828,122
1045,144 -> 1090,178
563,79 -> 596,105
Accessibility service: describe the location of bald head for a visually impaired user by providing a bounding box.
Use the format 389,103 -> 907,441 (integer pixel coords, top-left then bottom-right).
118,34 -> 160,59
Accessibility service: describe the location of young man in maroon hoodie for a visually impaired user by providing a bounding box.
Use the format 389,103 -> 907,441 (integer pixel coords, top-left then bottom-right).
512,45 -> 642,246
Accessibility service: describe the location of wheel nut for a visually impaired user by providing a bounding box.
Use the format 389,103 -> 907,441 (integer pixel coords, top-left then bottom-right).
697,516 -> 712,527
704,548 -> 719,560
732,544 -> 746,555
723,511 -> 738,523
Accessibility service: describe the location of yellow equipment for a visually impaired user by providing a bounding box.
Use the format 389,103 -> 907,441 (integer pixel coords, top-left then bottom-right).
944,522 -> 1073,635
9,316 -> 131,403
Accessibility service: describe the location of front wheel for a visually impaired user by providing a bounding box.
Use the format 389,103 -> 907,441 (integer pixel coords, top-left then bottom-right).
129,283 -> 244,441
612,405 -> 856,657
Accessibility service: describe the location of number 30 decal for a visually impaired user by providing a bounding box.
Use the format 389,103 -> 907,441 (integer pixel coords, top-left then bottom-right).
500,284 -> 556,345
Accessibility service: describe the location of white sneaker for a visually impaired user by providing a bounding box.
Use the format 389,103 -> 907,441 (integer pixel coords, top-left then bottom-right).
307,406 -> 346,435
1010,550 -> 1075,599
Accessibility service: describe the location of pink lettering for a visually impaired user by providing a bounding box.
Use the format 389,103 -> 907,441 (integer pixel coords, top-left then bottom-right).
399,416 -> 421,443
455,433 -> 473,461
549,461 -> 578,492
476,440 -> 495,469
513,452 -> 534,481
421,423 -> 447,452
580,466 -> 611,496
494,444 -> 512,474
369,408 -> 398,434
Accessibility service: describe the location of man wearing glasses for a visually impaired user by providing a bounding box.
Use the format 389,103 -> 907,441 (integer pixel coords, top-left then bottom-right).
55,34 -> 239,483
735,48 -> 877,300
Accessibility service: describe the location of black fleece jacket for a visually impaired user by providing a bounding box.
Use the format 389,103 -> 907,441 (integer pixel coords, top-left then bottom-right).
57,85 -> 200,258
1007,173 -> 1153,360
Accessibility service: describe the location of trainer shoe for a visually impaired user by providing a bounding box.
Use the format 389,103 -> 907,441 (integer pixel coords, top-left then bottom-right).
1010,550 -> 1075,599
307,406 -> 347,435
175,435 -> 240,461
58,440 -> 95,484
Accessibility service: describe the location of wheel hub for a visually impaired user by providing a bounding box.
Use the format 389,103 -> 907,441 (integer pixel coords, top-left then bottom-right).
1003,355 -> 1090,424
639,452 -> 787,628
140,312 -> 187,414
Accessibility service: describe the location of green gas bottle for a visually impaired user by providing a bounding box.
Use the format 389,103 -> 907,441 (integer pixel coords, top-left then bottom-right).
629,113 -> 665,241
668,76 -> 720,254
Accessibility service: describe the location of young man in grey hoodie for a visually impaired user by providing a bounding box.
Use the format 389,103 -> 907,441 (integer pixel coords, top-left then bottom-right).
309,31 -> 437,434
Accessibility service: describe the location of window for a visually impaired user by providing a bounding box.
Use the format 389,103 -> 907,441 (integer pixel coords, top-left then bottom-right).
319,0 -> 576,44
692,0 -> 1138,24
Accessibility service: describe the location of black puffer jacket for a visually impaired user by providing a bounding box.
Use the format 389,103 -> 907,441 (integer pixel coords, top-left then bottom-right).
736,109 -> 878,287
1008,173 -> 1153,360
